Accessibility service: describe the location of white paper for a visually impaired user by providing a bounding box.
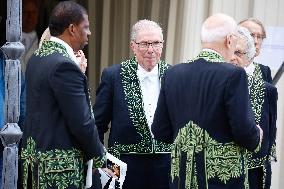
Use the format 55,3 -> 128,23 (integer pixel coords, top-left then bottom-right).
85,160 -> 93,188
98,153 -> 127,189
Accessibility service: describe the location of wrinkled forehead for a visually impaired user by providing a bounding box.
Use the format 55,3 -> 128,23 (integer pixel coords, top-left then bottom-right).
135,29 -> 163,42
241,21 -> 263,34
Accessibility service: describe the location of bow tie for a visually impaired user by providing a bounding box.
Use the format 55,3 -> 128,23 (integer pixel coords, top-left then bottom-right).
138,71 -> 158,82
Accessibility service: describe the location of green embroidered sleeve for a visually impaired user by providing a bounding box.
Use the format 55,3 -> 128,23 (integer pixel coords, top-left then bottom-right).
93,147 -> 107,168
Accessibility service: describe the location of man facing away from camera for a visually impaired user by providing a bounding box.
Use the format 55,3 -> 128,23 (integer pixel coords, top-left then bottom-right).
152,13 -> 263,189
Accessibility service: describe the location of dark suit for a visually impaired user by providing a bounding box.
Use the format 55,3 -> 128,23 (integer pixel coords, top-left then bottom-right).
20,41 -> 105,189
152,50 -> 261,189
258,63 -> 272,83
247,63 -> 278,189
94,57 -> 171,189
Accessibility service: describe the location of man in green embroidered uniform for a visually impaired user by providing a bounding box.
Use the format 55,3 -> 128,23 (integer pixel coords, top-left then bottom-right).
20,1 -> 106,189
93,19 -> 171,189
239,18 -> 272,83
231,26 -> 278,189
152,13 -> 263,189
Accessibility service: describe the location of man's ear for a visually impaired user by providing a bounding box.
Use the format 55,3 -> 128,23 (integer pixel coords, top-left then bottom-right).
130,41 -> 136,54
225,35 -> 231,48
68,24 -> 76,36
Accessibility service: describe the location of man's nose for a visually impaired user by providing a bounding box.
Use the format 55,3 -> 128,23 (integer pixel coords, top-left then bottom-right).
147,44 -> 154,53
87,29 -> 91,36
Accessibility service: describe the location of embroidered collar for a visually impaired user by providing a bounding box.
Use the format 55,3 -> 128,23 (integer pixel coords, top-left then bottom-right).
187,49 -> 225,63
247,64 -> 265,124
35,40 -> 70,59
197,49 -> 225,62
50,37 -> 78,65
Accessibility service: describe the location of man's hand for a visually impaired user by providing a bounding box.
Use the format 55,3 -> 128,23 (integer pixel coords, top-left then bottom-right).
74,50 -> 87,74
103,168 -> 118,179
93,168 -> 118,179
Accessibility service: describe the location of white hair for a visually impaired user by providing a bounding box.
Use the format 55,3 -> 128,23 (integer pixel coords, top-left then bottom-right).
130,19 -> 163,41
201,13 -> 237,43
237,26 -> 256,60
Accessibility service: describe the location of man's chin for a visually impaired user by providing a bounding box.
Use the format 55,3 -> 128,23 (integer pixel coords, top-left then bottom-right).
255,49 -> 260,57
80,44 -> 87,50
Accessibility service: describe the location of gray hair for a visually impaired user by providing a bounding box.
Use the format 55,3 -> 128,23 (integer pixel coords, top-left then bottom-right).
237,26 -> 256,61
239,18 -> 266,38
201,13 -> 237,43
130,19 -> 163,41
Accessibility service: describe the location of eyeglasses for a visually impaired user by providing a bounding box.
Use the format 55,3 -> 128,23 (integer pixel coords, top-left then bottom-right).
234,50 -> 247,57
135,41 -> 163,52
251,33 -> 265,41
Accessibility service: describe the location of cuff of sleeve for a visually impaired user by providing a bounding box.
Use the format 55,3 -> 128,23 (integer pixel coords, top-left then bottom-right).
269,143 -> 277,162
92,147 -> 107,168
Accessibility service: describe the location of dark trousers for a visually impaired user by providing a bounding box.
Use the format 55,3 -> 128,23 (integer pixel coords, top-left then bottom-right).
120,153 -> 171,189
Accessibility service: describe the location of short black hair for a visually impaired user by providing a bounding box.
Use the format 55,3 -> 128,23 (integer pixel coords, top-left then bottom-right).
49,1 -> 87,36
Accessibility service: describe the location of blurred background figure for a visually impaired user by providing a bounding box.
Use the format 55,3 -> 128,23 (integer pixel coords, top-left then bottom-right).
21,0 -> 39,73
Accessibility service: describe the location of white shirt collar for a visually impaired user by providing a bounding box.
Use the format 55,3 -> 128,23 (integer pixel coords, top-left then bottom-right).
244,62 -> 255,75
50,36 -> 79,66
137,63 -> 159,81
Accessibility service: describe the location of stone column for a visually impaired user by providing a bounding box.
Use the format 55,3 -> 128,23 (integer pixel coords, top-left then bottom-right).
0,0 -> 24,188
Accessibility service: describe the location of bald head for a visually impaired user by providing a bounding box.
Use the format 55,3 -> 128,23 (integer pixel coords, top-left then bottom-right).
201,14 -> 238,62
201,13 -> 237,43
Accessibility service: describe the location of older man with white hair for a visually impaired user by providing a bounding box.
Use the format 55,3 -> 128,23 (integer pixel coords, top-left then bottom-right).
231,26 -> 278,189
152,13 -> 263,189
93,19 -> 171,189
239,18 -> 272,83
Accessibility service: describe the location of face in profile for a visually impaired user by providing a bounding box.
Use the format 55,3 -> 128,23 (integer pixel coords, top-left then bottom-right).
240,21 -> 265,57
230,37 -> 250,68
131,29 -> 163,71
72,14 -> 91,51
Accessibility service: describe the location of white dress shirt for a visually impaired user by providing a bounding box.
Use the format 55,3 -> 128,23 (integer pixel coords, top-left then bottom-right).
245,62 -> 255,75
50,36 -> 80,66
137,64 -> 160,137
